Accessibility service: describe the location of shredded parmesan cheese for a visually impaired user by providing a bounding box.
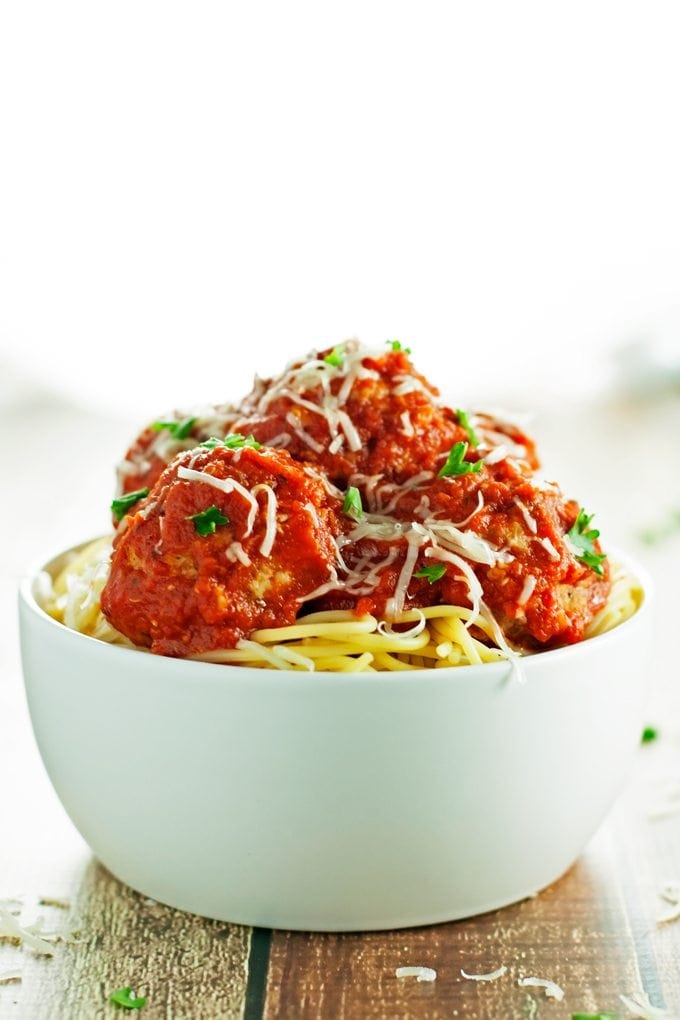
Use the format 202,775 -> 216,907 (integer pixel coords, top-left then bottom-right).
537,536 -> 561,562
0,971 -> 22,985
395,966 -> 437,982
285,412 -> 325,454
400,410 -> 415,436
517,976 -> 564,1001
252,484 -> 278,557
225,542 -> 252,567
460,965 -> 508,982
517,575 -> 537,607
514,498 -> 538,534
0,906 -> 56,956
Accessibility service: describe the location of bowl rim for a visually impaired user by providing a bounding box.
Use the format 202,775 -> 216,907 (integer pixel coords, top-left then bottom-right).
19,537 -> 653,684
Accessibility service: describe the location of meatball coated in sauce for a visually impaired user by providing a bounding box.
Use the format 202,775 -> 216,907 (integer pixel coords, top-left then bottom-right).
231,346 -> 476,488
102,445 -> 341,657
317,471 -> 610,650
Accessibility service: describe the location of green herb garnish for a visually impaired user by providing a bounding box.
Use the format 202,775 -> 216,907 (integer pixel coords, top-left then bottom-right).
566,509 -> 607,576
152,416 -> 197,440
570,1013 -> 618,1019
414,563 -> 446,584
642,726 -> 658,744
111,488 -> 150,522
188,505 -> 230,536
437,441 -> 482,478
199,434 -> 262,451
343,486 -> 363,520
386,340 -> 412,354
324,344 -> 345,368
456,409 -> 479,448
109,987 -> 147,1010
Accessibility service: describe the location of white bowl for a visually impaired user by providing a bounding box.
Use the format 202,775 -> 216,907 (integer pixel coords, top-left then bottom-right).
19,544 -> 652,931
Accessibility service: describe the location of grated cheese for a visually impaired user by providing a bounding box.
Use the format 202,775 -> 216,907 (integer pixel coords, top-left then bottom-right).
0,971 -> 22,985
517,976 -> 564,1001
395,966 -> 437,982
517,575 -> 537,607
225,542 -> 252,567
252,484 -> 278,557
482,444 -> 512,466
460,965 -> 507,982
296,568 -> 341,604
385,527 -> 430,618
0,905 -> 55,956
285,412 -> 325,454
400,410 -> 415,437
514,498 -> 538,534
536,536 -> 561,562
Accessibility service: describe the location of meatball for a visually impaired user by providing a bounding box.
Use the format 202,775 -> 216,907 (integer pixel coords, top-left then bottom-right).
230,343 -> 472,488
102,443 -> 342,657
316,469 -> 610,649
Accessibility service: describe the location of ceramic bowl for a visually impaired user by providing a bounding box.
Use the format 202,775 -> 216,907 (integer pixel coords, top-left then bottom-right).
19,543 -> 652,931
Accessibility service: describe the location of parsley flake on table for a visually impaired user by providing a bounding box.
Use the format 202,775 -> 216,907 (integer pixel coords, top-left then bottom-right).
386,340 -> 412,354
438,441 -> 482,478
188,505 -> 230,536
641,726 -> 658,744
414,563 -> 446,584
566,509 -> 607,576
570,1013 -> 618,1019
108,987 -> 147,1010
111,488 -> 150,522
456,409 -> 479,448
199,434 -> 262,451
152,416 -> 197,440
343,486 -> 363,520
324,344 -> 345,368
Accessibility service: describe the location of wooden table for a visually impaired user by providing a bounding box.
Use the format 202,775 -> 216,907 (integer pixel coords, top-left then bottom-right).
3,388 -> 680,1019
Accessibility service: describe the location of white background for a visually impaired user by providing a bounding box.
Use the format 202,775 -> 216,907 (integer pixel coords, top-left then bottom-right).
1,1 -> 680,418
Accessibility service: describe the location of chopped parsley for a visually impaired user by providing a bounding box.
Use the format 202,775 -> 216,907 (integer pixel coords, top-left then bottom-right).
566,509 -> 607,576
324,344 -> 345,368
386,340 -> 412,354
111,488 -> 150,522
343,486 -> 363,520
414,563 -> 446,583
456,409 -> 479,448
199,434 -> 262,451
641,726 -> 658,744
188,505 -> 230,536
570,1013 -> 618,1019
438,442 -> 482,478
152,416 -> 197,440
109,987 -> 147,1010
